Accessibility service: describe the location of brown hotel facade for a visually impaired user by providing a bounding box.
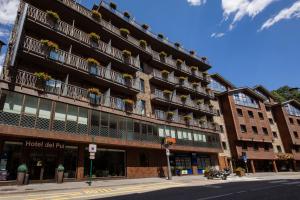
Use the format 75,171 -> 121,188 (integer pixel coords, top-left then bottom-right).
0,0 -> 223,183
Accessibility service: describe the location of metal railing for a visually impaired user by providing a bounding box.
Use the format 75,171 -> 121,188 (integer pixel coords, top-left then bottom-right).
22,36 -> 140,90
26,4 -> 140,69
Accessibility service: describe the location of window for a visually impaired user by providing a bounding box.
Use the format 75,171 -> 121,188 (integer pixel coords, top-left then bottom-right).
240,125 -> 247,133
222,142 -> 227,150
209,78 -> 227,93
248,111 -> 254,118
252,126 -> 258,134
242,143 -> 247,150
258,112 -> 264,120
233,92 -> 259,108
269,118 -> 274,124
263,127 -> 269,135
297,119 -> 300,125
140,79 -> 145,93
294,131 -> 299,138
237,109 -> 243,117
220,125 -> 224,133
266,107 -> 271,112
264,144 -> 270,151
138,100 -> 146,116
277,145 -> 282,153
253,144 -> 259,151
273,131 -> 278,138
289,118 -> 294,124
285,104 -> 300,117
3,92 -> 23,114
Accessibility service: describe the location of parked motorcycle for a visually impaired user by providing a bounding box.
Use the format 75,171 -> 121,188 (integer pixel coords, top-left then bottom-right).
206,168 -> 229,180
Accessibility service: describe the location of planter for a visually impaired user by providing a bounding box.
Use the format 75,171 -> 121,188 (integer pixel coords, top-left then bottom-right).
89,33 -> 100,47
120,28 -> 130,37
123,99 -> 134,112
158,34 -> 164,40
89,94 -> 101,105
159,51 -> 167,62
46,10 -> 59,28
141,24 -> 149,30
110,2 -> 117,10
35,78 -> 46,89
139,40 -> 147,49
17,172 -> 25,185
57,171 -> 64,183
122,50 -> 131,63
123,11 -> 130,19
167,112 -> 174,120
92,10 -> 101,21
176,59 -> 183,66
41,40 -> 59,60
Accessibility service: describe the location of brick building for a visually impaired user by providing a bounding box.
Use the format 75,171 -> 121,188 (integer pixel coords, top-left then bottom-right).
0,0 -> 222,183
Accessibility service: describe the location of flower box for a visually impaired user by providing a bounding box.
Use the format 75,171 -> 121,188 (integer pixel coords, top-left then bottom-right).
92,10 -> 101,21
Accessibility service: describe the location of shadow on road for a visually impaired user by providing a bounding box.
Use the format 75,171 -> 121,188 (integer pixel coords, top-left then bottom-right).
93,179 -> 300,200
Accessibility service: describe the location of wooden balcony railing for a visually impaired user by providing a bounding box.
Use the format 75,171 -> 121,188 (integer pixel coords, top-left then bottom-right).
0,69 -> 139,114
26,5 -> 140,69
22,36 -> 140,91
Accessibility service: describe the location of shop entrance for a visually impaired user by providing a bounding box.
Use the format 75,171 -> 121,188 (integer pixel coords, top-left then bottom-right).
29,151 -> 58,180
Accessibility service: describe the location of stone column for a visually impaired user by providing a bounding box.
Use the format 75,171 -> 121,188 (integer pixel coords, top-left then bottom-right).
76,144 -> 85,180
273,160 -> 278,173
250,160 -> 256,173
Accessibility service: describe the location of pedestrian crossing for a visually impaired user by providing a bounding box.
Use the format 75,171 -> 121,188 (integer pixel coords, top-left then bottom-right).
0,182 -> 185,200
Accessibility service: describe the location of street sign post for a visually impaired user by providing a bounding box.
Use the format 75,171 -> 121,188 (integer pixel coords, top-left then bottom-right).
88,144 -> 97,186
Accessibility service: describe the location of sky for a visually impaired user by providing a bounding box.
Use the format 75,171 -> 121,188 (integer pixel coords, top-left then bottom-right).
0,0 -> 300,90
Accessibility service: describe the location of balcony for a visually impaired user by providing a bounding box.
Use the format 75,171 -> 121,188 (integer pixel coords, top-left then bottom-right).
152,89 -> 217,115
99,1 -> 212,69
44,1 -> 211,81
22,36 -> 140,93
175,79 -> 214,99
154,109 -> 220,132
0,69 -> 140,114
26,4 -> 140,71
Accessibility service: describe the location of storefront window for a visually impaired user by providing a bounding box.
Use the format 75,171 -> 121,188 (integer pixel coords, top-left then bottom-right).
0,141 -> 23,181
78,108 -> 88,134
91,110 -> 100,135
158,126 -> 165,137
2,92 -> 23,125
84,149 -> 125,177
21,96 -> 38,128
109,114 -> 118,136
127,118 -> 134,140
63,146 -> 78,179
100,112 -> 109,136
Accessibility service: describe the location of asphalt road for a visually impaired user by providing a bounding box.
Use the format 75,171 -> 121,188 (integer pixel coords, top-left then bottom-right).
96,179 -> 300,200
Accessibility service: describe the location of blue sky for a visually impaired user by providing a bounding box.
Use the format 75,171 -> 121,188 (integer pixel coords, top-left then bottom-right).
1,0 -> 300,90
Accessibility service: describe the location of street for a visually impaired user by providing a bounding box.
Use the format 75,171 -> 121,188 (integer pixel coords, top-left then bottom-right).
1,173 -> 300,200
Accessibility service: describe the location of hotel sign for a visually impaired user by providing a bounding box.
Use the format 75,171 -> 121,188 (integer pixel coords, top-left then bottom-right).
24,140 -> 65,149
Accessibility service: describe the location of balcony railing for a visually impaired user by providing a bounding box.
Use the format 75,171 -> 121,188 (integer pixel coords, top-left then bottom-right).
48,0 -> 210,81
0,69 -> 139,114
22,36 -> 140,91
152,89 -> 217,115
154,109 -> 220,132
152,69 -> 176,84
26,4 -> 140,69
99,1 -> 211,66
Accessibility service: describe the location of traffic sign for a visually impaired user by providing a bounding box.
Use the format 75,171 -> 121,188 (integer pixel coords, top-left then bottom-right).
89,144 -> 97,153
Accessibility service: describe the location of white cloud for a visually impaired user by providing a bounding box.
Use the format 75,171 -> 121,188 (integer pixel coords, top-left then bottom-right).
260,1 -> 300,31
211,32 -> 225,38
0,29 -> 9,37
187,0 -> 207,6
222,0 -> 276,30
0,0 -> 19,25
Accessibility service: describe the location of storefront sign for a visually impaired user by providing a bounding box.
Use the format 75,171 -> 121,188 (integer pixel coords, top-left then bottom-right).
24,140 -> 65,149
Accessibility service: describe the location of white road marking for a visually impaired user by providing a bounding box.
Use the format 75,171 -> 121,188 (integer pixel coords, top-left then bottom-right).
282,181 -> 300,185
269,180 -> 287,184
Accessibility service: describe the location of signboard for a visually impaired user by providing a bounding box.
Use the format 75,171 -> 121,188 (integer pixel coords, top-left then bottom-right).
24,140 -> 65,149
181,170 -> 188,175
164,137 -> 176,145
89,144 -> 97,153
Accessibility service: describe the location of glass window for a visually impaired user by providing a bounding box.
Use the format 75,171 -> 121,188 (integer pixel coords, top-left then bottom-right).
165,126 -> 170,137
170,127 -> 176,138
36,99 -> 52,130
23,96 -> 38,115
3,92 -> 23,114
100,112 -> 109,136
285,104 -> 300,117
54,103 -> 66,121
177,129 -> 183,139
209,78 -> 227,93
91,111 -> 100,135
140,79 -> 145,93
66,105 -> 78,133
78,108 -> 88,134
140,100 -> 146,116
233,92 -> 259,108
158,126 -> 165,137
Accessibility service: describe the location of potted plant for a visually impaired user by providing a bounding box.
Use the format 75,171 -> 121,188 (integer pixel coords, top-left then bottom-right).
46,10 -> 60,27
192,82 -> 199,88
180,95 -> 188,103
57,164 -> 64,183
199,119 -> 206,125
166,111 -> 174,120
139,40 -> 147,49
235,167 -> 246,177
159,51 -> 167,62
196,99 -> 204,105
184,115 -> 192,123
91,10 -> 101,21
176,59 -> 183,66
179,76 -> 186,84
141,24 -> 149,30
110,2 -> 117,10
120,28 -> 130,37
88,88 -> 101,105
123,99 -> 134,112
122,50 -> 131,63
89,32 -> 100,47
208,103 -> 214,109
174,42 -> 180,48
123,11 -> 130,19
17,164 -> 28,185
34,72 -> 52,89
190,50 -> 195,55
163,90 -> 172,99
86,58 -> 100,75
41,39 -> 59,59
158,33 -> 164,40
201,56 -> 207,62
161,70 -> 169,79
191,66 -> 198,71
123,73 -> 133,86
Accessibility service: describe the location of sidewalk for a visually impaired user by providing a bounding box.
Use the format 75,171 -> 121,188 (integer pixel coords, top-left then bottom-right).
0,175 -> 207,195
